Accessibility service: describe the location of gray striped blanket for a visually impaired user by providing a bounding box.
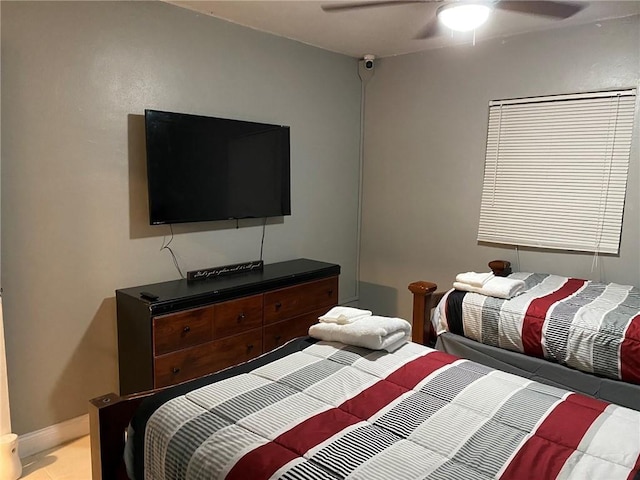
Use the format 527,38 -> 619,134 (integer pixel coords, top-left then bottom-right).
144,340 -> 640,479
436,273 -> 640,385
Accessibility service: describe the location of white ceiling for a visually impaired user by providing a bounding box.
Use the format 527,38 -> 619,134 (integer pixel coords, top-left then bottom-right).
168,1 -> 640,58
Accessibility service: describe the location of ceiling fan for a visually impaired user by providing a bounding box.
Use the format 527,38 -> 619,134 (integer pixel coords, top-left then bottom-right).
320,1 -> 586,39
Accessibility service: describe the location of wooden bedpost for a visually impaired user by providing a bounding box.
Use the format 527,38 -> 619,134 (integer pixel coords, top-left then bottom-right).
89,392 -> 147,480
408,281 -> 438,346
488,260 -> 512,277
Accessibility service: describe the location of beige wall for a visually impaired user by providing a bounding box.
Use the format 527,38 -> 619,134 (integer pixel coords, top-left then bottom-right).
1,1 -> 361,434
359,15 -> 640,321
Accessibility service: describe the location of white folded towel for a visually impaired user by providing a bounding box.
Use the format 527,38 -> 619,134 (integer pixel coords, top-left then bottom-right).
318,306 -> 372,325
309,315 -> 411,350
455,271 -> 495,287
453,276 -> 526,299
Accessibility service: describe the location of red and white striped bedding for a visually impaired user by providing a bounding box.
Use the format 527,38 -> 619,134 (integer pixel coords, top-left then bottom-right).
143,340 -> 640,480
436,273 -> 640,385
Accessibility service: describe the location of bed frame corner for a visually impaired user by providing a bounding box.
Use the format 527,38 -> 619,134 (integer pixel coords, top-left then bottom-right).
408,281 -> 439,346
488,260 -> 512,276
89,392 -> 147,480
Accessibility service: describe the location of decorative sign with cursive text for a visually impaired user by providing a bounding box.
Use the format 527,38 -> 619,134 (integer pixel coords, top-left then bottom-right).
187,260 -> 264,282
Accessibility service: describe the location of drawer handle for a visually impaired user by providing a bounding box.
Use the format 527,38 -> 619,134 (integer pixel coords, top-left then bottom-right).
328,289 -> 334,296
247,344 -> 254,352
275,335 -> 282,342
237,313 -> 245,322
172,367 -> 181,375
275,302 -> 282,310
183,326 -> 191,333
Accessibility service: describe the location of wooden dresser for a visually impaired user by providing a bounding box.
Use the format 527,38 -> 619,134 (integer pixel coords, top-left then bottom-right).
115,258 -> 340,395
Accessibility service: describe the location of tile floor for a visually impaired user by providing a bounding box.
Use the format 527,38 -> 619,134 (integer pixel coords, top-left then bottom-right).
20,435 -> 91,480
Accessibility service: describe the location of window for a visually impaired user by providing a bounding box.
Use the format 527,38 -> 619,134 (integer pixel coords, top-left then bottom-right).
477,89 -> 636,254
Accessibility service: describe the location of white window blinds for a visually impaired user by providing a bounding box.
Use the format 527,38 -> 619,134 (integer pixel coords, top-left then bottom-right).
477,89 -> 636,254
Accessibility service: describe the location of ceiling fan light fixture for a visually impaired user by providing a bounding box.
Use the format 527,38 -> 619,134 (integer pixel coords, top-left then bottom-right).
437,3 -> 492,32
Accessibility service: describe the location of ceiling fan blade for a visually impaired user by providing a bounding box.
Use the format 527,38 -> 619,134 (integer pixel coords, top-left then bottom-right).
495,1 -> 585,19
414,18 -> 441,39
321,1 -> 427,13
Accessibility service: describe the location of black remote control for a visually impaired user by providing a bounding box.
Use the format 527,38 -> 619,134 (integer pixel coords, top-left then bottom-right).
140,291 -> 159,301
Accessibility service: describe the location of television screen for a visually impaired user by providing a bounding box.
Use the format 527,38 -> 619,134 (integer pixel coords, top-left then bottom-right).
144,109 -> 291,225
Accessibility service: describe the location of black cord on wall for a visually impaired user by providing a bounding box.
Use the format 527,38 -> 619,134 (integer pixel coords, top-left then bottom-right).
161,224 -> 185,279
160,219 -> 267,279
260,217 -> 267,262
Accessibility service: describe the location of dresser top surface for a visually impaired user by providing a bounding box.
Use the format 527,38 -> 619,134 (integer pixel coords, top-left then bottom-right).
116,258 -> 340,312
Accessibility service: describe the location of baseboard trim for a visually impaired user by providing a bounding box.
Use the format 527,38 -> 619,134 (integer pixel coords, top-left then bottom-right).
18,414 -> 89,458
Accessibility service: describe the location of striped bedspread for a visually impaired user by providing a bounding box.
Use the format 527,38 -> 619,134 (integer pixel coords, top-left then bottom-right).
143,340 -> 640,480
436,273 -> 640,385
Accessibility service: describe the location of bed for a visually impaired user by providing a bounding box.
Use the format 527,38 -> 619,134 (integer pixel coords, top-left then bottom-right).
408,260 -> 640,411
90,332 -> 640,480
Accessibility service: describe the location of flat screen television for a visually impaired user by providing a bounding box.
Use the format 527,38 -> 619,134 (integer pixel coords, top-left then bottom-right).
144,109 -> 291,225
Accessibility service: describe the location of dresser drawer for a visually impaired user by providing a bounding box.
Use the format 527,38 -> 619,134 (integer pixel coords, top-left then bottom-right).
263,307 -> 326,351
213,294 -> 263,339
153,307 -> 214,355
153,328 -> 263,388
264,277 -> 338,325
